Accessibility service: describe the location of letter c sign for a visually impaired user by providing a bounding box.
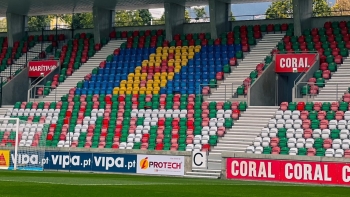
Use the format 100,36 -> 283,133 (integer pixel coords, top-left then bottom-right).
192,151 -> 207,168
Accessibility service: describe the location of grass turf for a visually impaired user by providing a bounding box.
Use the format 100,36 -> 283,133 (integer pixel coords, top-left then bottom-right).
0,170 -> 349,197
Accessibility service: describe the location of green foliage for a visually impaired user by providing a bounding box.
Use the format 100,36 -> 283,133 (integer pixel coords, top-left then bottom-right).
115,10 -> 158,26
265,0 -> 331,19
0,18 -> 6,32
27,16 -> 53,31
192,6 -> 207,18
57,13 -> 93,29
185,9 -> 191,23
230,12 -> 236,21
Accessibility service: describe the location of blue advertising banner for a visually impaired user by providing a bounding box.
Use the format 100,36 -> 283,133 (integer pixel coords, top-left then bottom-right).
43,151 -> 137,173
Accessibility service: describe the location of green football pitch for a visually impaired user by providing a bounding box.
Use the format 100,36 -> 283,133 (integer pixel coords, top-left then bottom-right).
0,170 -> 349,197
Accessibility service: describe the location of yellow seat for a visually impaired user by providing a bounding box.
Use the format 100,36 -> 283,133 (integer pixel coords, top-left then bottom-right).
139,87 -> 146,94
160,83 -> 167,87
113,87 -> 119,95
153,87 -> 160,94
132,87 -> 139,94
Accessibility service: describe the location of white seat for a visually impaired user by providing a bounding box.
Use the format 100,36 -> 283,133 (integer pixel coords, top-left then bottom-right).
342,139 -> 350,149
283,110 -> 292,119
325,149 -> 335,157
285,119 -> 293,129
340,129 -> 349,139
293,119 -> 302,129
286,129 -> 295,138
172,110 -> 180,118
194,135 -> 202,144
292,111 -> 300,120
261,128 -> 269,137
131,109 -> 138,117
287,138 -> 296,148
194,144 -> 202,151
276,119 -> 285,129
268,119 -> 276,128
254,146 -> 263,154
201,135 -> 209,144
165,109 -> 173,118
312,129 -> 321,138
224,110 -> 232,118
335,149 -> 344,158
253,137 -> 262,147
216,110 -> 224,118
217,118 -> 225,127
332,139 -> 342,149
201,126 -> 209,135
262,137 -> 270,147
209,118 -> 217,127
126,142 -> 134,149
321,129 -> 330,139
246,146 -> 255,154
180,110 -> 187,118
305,138 -> 315,149
295,129 -> 304,138
296,138 -> 305,148
186,144 -> 194,151
345,111 -> 350,120
275,110 -> 283,119
209,127 -> 217,135
289,148 -> 298,155
329,120 -> 338,130
158,110 -> 166,118
152,109 -> 160,118
269,128 -> 278,138
338,120 -> 347,130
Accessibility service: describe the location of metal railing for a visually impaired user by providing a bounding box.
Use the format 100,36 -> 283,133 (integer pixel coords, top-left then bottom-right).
114,20 -> 165,27
27,60 -> 61,102
199,83 -> 249,102
295,82 -> 347,102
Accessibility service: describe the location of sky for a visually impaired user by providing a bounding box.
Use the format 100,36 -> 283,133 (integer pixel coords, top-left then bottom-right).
150,0 -> 337,20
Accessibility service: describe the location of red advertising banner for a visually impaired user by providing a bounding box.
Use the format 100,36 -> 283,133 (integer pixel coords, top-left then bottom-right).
227,158 -> 350,185
275,53 -> 317,73
28,60 -> 58,77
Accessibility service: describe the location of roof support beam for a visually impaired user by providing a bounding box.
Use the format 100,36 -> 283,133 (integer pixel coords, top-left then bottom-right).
93,6 -> 114,44
209,0 -> 231,39
164,2 -> 185,41
293,0 -> 312,36
6,13 -> 26,47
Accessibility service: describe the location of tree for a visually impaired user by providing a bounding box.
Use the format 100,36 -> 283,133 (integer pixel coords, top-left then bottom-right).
0,18 -> 6,32
115,10 -> 150,26
331,0 -> 350,16
192,6 -> 207,19
27,15 -> 53,31
265,0 -> 331,19
230,12 -> 236,21
57,13 -> 93,29
138,9 -> 153,25
185,9 -> 191,23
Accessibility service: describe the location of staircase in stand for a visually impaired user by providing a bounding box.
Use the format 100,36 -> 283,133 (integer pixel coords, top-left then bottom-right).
185,106 -> 278,179
207,33 -> 284,102
2,43 -> 51,80
37,40 -> 125,102
314,56 -> 350,102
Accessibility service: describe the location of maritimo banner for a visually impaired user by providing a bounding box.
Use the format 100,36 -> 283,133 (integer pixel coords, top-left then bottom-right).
275,53 -> 317,73
227,158 -> 350,185
28,60 -> 58,77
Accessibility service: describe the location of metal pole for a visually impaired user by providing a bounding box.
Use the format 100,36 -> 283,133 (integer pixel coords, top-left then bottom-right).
14,118 -> 20,170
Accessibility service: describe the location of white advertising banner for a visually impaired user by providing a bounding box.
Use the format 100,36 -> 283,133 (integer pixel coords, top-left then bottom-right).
136,155 -> 185,176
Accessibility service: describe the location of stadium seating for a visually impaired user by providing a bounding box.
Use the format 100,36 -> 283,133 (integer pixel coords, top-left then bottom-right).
37,33 -> 97,96
247,101 -> 350,157
282,21 -> 350,96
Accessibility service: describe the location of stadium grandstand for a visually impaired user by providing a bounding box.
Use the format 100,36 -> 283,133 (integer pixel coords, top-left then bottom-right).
0,0 -> 350,195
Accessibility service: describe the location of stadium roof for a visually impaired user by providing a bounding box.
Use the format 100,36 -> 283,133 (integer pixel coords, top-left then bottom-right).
0,0 -> 274,17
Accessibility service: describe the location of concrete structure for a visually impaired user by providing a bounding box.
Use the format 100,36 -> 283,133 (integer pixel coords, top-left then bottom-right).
164,2 -> 185,41
6,13 -> 26,47
293,0 -> 313,36
209,0 -> 230,39
93,7 -> 114,43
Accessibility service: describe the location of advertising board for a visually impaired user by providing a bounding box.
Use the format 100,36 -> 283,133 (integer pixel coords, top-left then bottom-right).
136,155 -> 184,176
